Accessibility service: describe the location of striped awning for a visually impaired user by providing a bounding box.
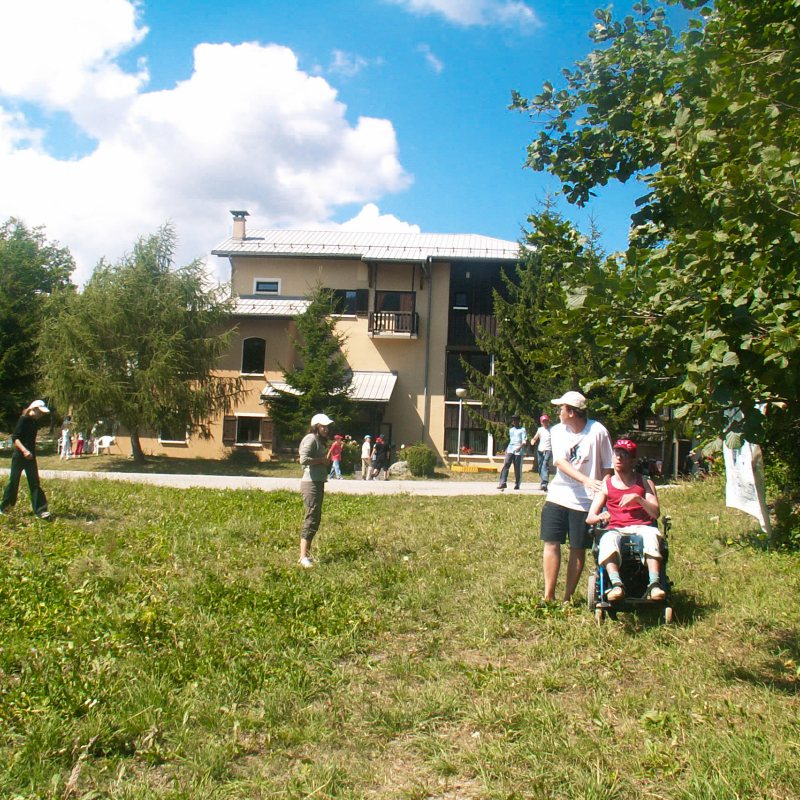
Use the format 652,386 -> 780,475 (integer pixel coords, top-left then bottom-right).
262,371 -> 397,403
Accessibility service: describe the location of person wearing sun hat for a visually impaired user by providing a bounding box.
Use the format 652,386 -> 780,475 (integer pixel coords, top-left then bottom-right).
297,413 -> 334,567
360,434 -> 373,480
1,400 -> 52,519
530,413 -> 553,491
539,390 -> 613,605
586,438 -> 666,601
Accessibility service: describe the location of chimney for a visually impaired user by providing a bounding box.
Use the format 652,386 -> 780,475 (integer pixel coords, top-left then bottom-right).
231,210 -> 249,239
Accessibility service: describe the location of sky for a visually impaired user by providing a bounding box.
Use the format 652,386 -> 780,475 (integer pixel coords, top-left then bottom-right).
0,0 -> 691,285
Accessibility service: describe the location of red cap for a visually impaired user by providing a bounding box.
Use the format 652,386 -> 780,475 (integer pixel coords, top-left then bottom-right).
540,414 -> 549,422
334,434 -> 343,440
613,439 -> 637,455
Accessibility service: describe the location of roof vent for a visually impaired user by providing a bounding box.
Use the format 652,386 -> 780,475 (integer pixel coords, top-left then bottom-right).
231,210 -> 249,239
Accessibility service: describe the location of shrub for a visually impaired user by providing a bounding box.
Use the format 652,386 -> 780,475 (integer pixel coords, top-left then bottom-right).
339,441 -> 360,474
403,443 -> 438,477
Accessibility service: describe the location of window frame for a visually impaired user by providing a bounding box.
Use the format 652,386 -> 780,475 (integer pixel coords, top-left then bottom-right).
241,336 -> 267,375
253,278 -> 281,295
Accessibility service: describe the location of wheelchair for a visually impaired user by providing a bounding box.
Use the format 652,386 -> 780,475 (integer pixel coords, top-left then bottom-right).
587,515 -> 673,625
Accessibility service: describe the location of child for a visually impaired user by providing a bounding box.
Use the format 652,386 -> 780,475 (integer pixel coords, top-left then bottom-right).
585,438 -> 666,601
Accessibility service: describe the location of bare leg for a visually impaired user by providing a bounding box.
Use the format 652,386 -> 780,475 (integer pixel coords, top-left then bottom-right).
563,547 -> 586,602
542,542 -> 561,601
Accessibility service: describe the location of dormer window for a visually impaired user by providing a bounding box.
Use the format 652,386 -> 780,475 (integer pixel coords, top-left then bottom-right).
254,278 -> 281,294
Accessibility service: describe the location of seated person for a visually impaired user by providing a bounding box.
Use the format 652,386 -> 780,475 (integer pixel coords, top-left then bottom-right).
586,438 -> 666,601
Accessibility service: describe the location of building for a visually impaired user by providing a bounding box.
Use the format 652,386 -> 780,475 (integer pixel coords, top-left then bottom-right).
124,210 -> 521,462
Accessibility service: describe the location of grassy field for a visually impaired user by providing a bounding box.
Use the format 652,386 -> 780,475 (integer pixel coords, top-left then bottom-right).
1,476 -> 798,799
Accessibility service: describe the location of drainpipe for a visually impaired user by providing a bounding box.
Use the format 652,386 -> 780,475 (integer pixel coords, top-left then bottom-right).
421,257 -> 433,444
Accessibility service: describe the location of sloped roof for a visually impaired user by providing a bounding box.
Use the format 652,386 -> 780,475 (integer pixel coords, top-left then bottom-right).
233,297 -> 311,317
262,371 -> 398,403
213,229 -> 521,262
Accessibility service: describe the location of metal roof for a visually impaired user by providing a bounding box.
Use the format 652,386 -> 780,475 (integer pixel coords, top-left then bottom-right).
213,229 -> 521,262
262,371 -> 398,403
233,297 -> 311,317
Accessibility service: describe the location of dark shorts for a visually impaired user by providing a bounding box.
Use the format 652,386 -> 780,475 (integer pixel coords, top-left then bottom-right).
540,502 -> 592,549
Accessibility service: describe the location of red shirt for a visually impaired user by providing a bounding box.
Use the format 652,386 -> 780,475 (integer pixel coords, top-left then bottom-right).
605,474 -> 653,528
329,440 -> 342,461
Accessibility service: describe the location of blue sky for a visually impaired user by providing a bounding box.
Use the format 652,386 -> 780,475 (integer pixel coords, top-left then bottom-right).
0,0 -> 691,283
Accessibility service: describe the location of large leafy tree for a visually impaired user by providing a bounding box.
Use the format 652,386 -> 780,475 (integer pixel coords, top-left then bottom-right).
0,218 -> 74,429
464,209 -> 639,438
268,286 -> 356,444
511,0 -> 800,448
39,226 -> 243,463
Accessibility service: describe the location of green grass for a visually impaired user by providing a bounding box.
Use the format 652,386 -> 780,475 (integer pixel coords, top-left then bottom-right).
1,477 -> 798,799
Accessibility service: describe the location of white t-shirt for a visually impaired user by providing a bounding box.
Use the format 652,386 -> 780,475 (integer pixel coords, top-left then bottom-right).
546,419 -> 613,511
361,439 -> 372,459
535,425 -> 552,452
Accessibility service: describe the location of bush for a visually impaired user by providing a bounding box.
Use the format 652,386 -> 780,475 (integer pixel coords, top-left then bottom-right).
339,441 -> 360,474
403,443 -> 438,477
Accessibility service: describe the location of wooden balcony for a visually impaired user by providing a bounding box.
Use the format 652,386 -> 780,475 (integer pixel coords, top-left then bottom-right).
368,311 -> 419,338
448,312 -> 497,346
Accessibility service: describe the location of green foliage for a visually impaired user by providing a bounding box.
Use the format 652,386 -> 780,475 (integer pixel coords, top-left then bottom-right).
268,285 -> 357,444
403,443 -> 438,476
37,225 -> 243,462
0,218 -> 74,429
464,209 -> 640,437
339,440 -> 360,474
511,0 -> 800,446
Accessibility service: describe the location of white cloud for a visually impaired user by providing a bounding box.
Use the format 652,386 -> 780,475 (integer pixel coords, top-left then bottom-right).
338,204 -> 421,233
328,50 -> 369,76
416,44 -> 444,74
389,0 -> 540,29
0,2 -> 414,284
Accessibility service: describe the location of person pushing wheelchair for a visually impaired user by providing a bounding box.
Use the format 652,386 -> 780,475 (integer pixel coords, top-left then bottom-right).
585,438 -> 666,602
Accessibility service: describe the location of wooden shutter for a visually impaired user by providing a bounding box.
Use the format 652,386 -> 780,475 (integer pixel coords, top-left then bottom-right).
260,418 -> 274,448
222,416 -> 236,445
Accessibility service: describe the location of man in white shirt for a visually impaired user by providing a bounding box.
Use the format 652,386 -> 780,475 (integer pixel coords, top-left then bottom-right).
361,435 -> 372,480
539,391 -> 613,605
530,414 -> 552,491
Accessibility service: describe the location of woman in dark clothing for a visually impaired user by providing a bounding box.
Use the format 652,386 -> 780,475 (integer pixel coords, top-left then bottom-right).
371,436 -> 391,481
1,400 -> 51,519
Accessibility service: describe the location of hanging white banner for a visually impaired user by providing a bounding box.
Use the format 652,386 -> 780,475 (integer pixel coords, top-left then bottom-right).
723,441 -> 771,534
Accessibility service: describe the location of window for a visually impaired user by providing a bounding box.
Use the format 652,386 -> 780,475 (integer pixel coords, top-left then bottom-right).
159,411 -> 189,443
237,416 -> 262,444
241,337 -> 266,374
330,289 -> 368,315
222,416 -> 273,447
445,351 -> 491,400
254,278 -> 281,294
376,291 -> 415,313
453,291 -> 468,310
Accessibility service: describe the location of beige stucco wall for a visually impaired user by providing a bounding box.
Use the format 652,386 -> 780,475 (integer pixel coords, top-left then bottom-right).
123,254 -> 452,461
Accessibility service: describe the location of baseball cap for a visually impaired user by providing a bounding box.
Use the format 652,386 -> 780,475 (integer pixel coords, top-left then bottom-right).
334,434 -> 343,440
29,400 -> 51,413
310,413 -> 333,426
364,434 -> 371,439
551,391 -> 587,410
539,414 -> 549,422
613,439 -> 637,455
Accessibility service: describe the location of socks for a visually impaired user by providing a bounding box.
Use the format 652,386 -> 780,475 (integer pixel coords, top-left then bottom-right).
649,570 -> 661,586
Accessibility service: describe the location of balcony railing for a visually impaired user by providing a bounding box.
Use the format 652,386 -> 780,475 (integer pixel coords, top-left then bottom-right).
368,311 -> 419,338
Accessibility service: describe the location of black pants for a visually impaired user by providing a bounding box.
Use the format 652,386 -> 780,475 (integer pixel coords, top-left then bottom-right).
2,451 -> 48,515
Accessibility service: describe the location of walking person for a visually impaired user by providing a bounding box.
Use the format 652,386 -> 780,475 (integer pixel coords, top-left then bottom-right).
496,413 -> 527,491
327,434 -> 344,480
530,414 -> 553,491
371,435 -> 391,481
298,413 -> 333,568
361,434 -> 372,480
1,400 -> 52,520
539,391 -> 613,606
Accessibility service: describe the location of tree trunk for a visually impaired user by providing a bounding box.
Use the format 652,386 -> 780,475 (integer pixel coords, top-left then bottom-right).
129,426 -> 146,465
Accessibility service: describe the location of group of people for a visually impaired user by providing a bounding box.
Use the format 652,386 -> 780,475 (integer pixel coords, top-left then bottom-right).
496,412 -> 552,491
325,432 -> 394,481
539,391 -> 666,605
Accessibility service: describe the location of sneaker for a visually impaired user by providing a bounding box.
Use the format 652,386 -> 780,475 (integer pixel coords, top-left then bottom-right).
496,484 -> 506,490
37,511 -> 51,520
299,556 -> 314,568
607,584 -> 625,602
649,584 -> 666,600
513,485 -> 520,490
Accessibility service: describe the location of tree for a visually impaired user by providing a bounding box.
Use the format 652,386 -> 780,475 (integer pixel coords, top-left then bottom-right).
38,225 -> 243,463
464,209 -> 640,438
268,286 -> 357,444
511,0 -> 800,448
0,218 -> 74,429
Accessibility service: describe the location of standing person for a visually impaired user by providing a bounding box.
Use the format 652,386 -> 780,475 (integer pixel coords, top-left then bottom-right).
59,419 -> 71,460
1,400 -> 52,519
327,434 -> 344,480
361,434 -> 372,480
496,413 -> 527,491
298,413 -> 333,568
586,438 -> 666,601
371,435 -> 391,481
74,432 -> 85,457
540,391 -> 613,605
530,414 -> 552,491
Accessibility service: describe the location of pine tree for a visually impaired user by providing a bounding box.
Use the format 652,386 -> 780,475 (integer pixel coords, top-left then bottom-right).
268,285 -> 356,444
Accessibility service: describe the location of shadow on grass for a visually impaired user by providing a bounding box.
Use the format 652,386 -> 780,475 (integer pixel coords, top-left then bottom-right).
721,627 -> 800,695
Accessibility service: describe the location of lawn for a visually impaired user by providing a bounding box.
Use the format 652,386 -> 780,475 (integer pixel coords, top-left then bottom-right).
1,476 -> 798,799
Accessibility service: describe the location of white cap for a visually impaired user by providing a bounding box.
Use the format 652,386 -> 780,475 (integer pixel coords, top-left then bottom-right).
364,434 -> 371,438
311,413 -> 334,426
29,400 -> 51,413
551,391 -> 587,410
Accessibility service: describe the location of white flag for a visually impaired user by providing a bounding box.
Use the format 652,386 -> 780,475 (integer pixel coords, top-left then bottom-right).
723,441 -> 771,534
